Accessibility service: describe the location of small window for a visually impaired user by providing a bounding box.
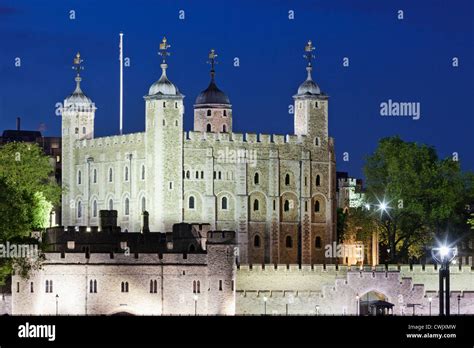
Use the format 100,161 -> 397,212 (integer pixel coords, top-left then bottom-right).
78,170 -> 82,185
75,127 -> 79,134
207,109 -> 211,116
314,200 -> 320,213
175,102 -> 178,108
200,171 -> 204,179
163,102 -> 166,108
316,175 -> 321,187
314,101 -> 319,108
221,196 -> 228,210
315,137 -> 320,146
218,171 -> 222,180
169,181 -> 173,190
93,200 -> 97,217
109,168 -> 113,182
82,126 -> 86,134
109,199 -> 114,210
285,174 -> 290,186
150,280 -> 157,293
16,282 -> 19,293
195,171 -> 199,179
253,199 -> 259,211
254,172 -> 259,185
77,201 -> 82,218
93,169 -> 97,183
121,281 -> 129,293
30,282 -> 34,293
219,280 -> 223,291
141,197 -> 146,212
254,235 -> 261,248
315,236 -> 322,249
124,166 -> 129,181
163,119 -> 166,126
141,165 -> 145,180
286,236 -> 293,248
175,120 -> 178,126
284,200 -> 290,212
305,201 -> 308,212
186,170 -> 190,179
207,124 -> 212,132
222,124 -> 227,133
189,196 -> 195,209
223,110 -> 227,117
124,198 -> 130,215
273,200 -> 276,211
89,279 -> 97,293
189,244 -> 196,252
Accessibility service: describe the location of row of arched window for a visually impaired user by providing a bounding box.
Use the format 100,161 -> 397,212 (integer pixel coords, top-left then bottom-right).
206,123 -> 227,133
206,109 -> 228,117
76,197 -> 146,219
184,170 -> 205,180
253,235 -> 322,249
78,165 -> 146,185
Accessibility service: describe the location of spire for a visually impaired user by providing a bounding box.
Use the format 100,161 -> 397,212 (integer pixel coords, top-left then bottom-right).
158,36 -> 171,78
303,40 -> 316,81
207,49 -> 218,80
72,52 -> 84,93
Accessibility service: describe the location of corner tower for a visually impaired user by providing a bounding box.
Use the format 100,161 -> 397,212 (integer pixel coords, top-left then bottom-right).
61,53 -> 96,226
293,40 -> 328,146
144,37 -> 184,231
194,49 -> 232,133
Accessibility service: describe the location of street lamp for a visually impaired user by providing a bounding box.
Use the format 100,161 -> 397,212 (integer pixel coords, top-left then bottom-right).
432,244 -> 457,316
356,295 -> 360,316
55,294 -> 59,315
428,297 -> 432,316
193,294 -> 198,316
263,296 -> 268,315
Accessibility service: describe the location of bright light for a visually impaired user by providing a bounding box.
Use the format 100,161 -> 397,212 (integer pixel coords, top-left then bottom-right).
428,297 -> 432,303
364,204 -> 370,210
263,296 -> 268,302
193,294 -> 199,301
379,201 -> 388,212
439,246 -> 449,258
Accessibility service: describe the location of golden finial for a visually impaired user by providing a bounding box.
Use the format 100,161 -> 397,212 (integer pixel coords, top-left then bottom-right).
158,36 -> 171,63
303,40 -> 316,67
207,49 -> 218,79
72,52 -> 84,76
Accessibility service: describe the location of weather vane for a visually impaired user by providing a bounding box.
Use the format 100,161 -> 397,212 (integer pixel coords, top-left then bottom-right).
303,40 -> 316,67
207,49 -> 218,78
159,37 -> 171,63
72,52 -> 84,76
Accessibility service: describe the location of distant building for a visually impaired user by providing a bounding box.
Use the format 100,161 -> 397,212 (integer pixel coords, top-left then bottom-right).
336,171 -> 366,211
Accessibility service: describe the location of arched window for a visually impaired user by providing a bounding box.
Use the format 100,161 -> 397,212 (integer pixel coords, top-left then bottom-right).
82,126 -> 86,134
78,170 -> 82,185
162,119 -> 166,126
195,171 -> 199,179
124,198 -> 130,215
124,166 -> 129,181
93,169 -> 97,183
218,171 -> 222,180
316,175 -> 321,186
75,127 -> 79,134
189,196 -> 195,209
109,199 -> 113,210
141,165 -> 145,180
222,124 -> 227,133
315,236 -> 322,249
253,199 -> 259,211
150,280 -> 157,293
108,168 -> 113,182
141,197 -> 146,212
193,280 -> 196,293
121,281 -> 129,293
90,279 -> 97,293
186,171 -> 190,179
284,200 -> 290,212
189,244 -> 196,252
223,110 -> 227,117
286,236 -> 293,248
200,171 -> 204,179
92,200 -> 97,217
221,196 -> 228,210
175,120 -> 178,126
254,172 -> 259,185
197,280 -> 200,293
315,137 -> 320,146
163,101 -> 166,108
206,124 -> 212,132
314,200 -> 320,213
285,174 -> 290,186
207,109 -> 211,116
45,280 -> 53,293
254,235 -> 261,248
77,201 -> 82,218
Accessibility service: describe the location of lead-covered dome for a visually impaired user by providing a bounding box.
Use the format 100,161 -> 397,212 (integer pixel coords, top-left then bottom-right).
195,78 -> 230,105
64,76 -> 94,107
296,66 -> 321,96
148,63 -> 180,96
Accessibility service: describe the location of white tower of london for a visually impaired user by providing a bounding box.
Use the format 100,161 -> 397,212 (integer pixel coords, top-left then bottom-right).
61,38 -> 336,265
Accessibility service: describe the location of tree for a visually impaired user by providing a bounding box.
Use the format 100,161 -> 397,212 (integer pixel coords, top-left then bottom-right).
364,136 -> 473,263
0,142 -> 60,284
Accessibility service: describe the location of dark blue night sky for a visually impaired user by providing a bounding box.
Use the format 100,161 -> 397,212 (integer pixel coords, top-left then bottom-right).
0,0 -> 473,179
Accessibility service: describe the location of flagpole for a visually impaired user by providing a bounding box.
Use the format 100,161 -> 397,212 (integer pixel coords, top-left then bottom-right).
119,32 -> 124,135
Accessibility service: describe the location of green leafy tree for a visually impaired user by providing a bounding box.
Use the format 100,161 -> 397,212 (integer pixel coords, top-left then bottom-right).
364,136 -> 473,263
0,142 -> 60,284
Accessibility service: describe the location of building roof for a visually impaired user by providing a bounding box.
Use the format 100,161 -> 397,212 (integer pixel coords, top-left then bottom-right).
195,77 -> 230,105
148,63 -> 181,96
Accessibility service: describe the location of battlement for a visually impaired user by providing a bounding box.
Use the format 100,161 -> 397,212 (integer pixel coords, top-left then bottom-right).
75,132 -> 145,149
184,131 -> 307,146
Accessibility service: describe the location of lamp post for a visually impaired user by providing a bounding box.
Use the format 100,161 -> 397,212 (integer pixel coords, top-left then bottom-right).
457,295 -> 461,315
55,294 -> 59,315
431,244 -> 457,316
428,297 -> 432,316
263,296 -> 268,315
315,305 -> 320,316
193,294 -> 198,316
356,295 -> 360,316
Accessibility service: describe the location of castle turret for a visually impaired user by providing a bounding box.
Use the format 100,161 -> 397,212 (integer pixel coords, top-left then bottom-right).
293,40 -> 328,146
61,53 -> 96,226
144,37 -> 184,231
194,49 -> 232,133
